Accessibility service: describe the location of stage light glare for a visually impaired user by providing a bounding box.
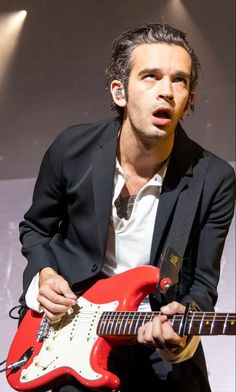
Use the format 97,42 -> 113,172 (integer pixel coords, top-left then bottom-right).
0,11 -> 27,87
10,10 -> 27,27
20,10 -> 27,17
17,10 -> 27,21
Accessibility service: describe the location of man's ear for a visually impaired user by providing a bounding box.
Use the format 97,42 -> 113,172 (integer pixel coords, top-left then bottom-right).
110,80 -> 126,108
183,92 -> 196,116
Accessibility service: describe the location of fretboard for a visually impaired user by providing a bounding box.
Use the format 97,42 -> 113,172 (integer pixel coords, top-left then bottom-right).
97,311 -> 236,337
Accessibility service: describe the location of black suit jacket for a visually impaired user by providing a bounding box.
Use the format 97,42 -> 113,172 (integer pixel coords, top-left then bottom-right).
20,116 -> 235,308
19,116 -> 235,390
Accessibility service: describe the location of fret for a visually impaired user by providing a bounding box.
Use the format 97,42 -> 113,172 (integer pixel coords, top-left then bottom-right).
104,312 -> 111,335
178,314 -> 183,335
171,314 -> 181,334
210,312 -> 216,335
120,312 -> 128,335
106,312 -> 114,335
129,312 -> 137,335
115,312 -> 123,335
212,313 -> 226,335
188,312 -> 194,335
114,312 -> 125,335
194,313 -> 214,335
188,312 -> 201,335
131,312 -> 141,333
199,312 -> 205,335
127,313 -> 134,335
223,313 -> 229,335
221,313 -> 235,335
123,312 -> 131,335
134,312 -> 142,335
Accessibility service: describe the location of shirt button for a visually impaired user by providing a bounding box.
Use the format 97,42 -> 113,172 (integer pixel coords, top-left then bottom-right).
91,264 -> 98,272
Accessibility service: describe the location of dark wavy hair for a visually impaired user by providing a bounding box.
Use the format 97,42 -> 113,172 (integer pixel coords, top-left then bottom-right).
105,23 -> 200,114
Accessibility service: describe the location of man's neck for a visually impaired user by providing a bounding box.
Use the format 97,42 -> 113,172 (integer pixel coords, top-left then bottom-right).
118,125 -> 174,180
117,124 -> 174,196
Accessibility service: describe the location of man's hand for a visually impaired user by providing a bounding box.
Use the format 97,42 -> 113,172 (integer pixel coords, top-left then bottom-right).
38,267 -> 77,324
137,301 -> 187,352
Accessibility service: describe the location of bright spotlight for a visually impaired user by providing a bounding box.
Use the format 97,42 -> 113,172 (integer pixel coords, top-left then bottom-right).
16,10 -> 27,22
0,10 -> 27,86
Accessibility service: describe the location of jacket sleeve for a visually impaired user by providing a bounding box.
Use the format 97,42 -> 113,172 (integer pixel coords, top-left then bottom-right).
181,161 -> 236,311
19,132 -> 67,294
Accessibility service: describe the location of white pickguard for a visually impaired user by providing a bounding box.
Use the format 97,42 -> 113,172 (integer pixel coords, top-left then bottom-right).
20,297 -> 119,384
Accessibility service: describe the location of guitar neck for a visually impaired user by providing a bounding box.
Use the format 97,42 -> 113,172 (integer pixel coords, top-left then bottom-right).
97,311 -> 236,337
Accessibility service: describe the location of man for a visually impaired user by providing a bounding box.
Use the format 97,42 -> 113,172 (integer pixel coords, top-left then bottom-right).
19,23 -> 236,392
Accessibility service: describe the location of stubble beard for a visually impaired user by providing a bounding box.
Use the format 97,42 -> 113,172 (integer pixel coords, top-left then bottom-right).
132,123 -> 170,150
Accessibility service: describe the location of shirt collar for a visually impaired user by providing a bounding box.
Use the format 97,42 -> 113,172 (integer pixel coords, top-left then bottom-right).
115,157 -> 169,187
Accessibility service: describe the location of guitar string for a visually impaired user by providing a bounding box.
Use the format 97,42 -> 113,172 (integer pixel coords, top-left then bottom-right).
47,313 -> 236,327
52,312 -> 236,319
41,313 -> 235,338
59,311 -> 236,316
55,312 -> 236,320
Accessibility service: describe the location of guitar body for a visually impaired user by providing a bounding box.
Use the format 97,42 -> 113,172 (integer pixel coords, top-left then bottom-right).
6,266 -> 160,391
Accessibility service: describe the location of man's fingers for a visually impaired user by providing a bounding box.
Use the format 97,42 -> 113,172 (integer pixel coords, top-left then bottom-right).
160,301 -> 185,315
37,293 -> 74,315
56,280 -> 77,300
38,286 -> 76,308
137,316 -> 167,349
38,272 -> 77,322
159,317 -> 188,350
39,267 -> 77,300
39,276 -> 77,305
137,321 -> 157,348
41,307 -> 65,324
137,313 -> 187,352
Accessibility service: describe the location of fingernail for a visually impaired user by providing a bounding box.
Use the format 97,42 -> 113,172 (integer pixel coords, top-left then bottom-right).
161,306 -> 169,312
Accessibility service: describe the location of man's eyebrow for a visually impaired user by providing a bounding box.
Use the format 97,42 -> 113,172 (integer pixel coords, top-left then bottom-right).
138,68 -> 191,81
138,68 -> 161,77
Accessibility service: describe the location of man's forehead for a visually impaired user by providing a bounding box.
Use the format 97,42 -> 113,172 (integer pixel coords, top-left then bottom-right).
130,43 -> 192,73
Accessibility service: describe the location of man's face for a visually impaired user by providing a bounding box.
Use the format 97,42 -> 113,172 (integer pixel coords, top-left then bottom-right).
115,43 -> 193,143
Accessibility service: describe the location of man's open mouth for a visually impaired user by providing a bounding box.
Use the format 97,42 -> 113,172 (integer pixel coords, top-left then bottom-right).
153,107 -> 171,119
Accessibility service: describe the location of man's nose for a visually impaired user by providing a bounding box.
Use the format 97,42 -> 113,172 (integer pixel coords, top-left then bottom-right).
157,77 -> 174,102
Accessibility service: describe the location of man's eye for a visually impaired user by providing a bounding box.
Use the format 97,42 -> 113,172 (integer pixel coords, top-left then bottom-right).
174,77 -> 187,85
144,74 -> 157,80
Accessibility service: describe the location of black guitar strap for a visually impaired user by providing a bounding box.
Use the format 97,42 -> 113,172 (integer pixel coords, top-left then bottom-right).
157,156 -> 209,294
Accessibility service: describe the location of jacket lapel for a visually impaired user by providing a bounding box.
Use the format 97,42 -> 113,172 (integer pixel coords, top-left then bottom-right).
150,179 -> 188,263
150,124 -> 194,264
92,121 -> 120,254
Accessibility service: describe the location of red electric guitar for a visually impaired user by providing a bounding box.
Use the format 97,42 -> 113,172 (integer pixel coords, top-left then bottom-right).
6,266 -> 236,391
